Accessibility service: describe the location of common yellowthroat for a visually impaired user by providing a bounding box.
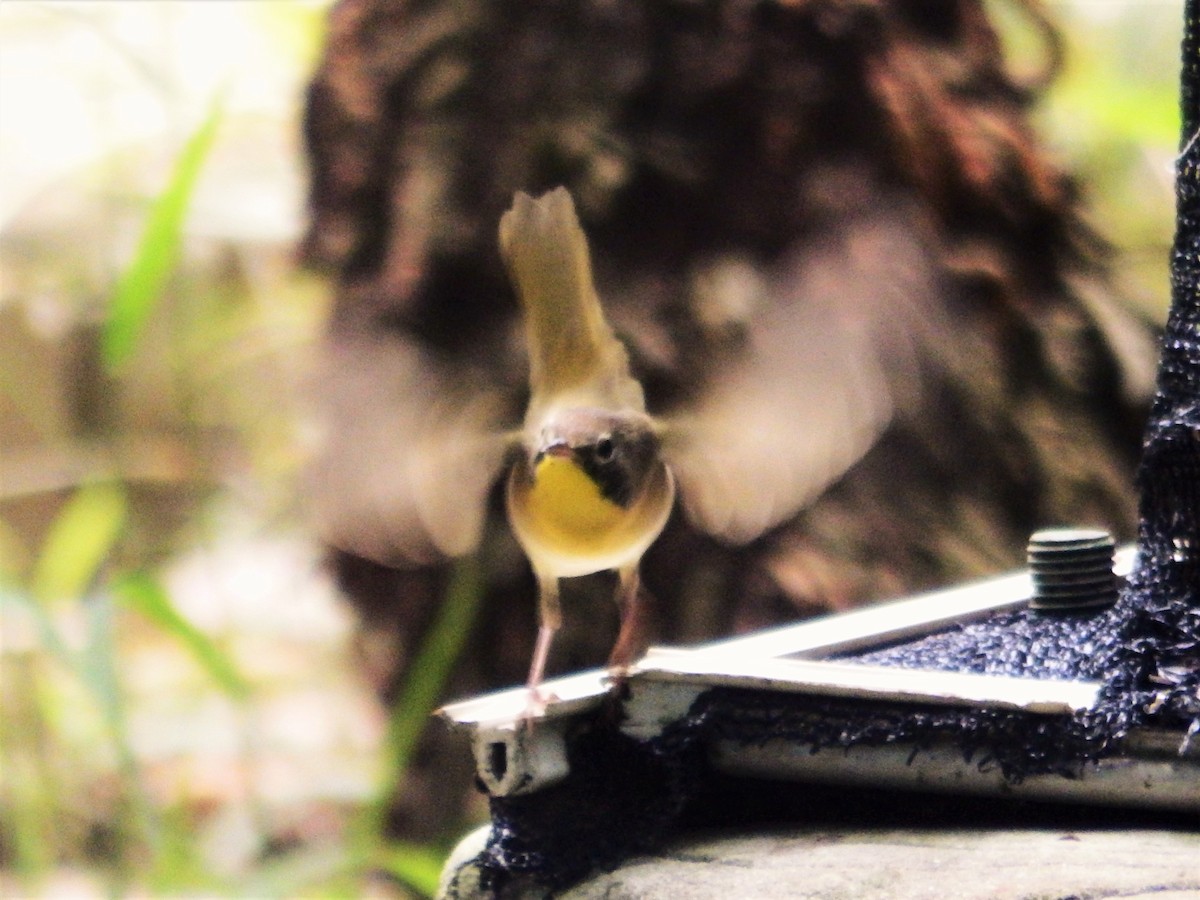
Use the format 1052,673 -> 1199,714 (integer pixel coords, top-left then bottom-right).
310,183 -> 949,711
499,188 -> 675,705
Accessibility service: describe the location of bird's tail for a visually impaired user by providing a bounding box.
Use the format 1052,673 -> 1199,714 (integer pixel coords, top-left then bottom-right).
499,187 -> 645,416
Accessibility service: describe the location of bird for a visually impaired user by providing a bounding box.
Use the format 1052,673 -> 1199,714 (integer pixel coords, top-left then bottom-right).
308,179 -> 935,712
499,187 -> 675,706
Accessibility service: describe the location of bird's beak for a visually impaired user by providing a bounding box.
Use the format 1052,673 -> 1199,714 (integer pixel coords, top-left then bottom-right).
534,442 -> 572,464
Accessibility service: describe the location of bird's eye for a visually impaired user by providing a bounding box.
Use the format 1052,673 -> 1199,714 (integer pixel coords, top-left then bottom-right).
594,436 -> 615,462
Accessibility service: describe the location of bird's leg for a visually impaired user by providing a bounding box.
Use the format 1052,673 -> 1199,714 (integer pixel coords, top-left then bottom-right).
523,572 -> 561,722
607,566 -> 653,676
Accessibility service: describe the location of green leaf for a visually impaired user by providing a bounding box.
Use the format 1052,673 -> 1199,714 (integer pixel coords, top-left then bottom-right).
79,589 -> 125,730
78,588 -> 164,875
381,557 -> 484,793
0,587 -> 78,671
102,93 -> 224,370
31,482 -> 127,603
352,556 -> 485,852
375,842 -> 445,897
113,570 -> 251,701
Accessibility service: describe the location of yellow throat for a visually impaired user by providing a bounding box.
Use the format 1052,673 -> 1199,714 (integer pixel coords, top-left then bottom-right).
529,453 -> 625,535
507,452 -> 672,577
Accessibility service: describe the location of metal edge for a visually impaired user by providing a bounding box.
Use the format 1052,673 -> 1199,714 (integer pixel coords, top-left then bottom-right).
711,730 -> 1200,814
632,649 -> 1103,715
439,668 -> 610,727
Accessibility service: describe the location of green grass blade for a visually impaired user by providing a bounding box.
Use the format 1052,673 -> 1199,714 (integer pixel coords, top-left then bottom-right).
352,556 -> 485,869
102,94 -> 224,370
31,482 -> 127,603
383,556 -> 483,794
79,589 -> 161,886
113,570 -> 251,701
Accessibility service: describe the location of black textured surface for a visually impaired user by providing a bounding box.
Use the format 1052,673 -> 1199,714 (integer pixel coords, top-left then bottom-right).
478,709 -> 707,895
1098,0 -> 1200,741
471,5 -> 1200,893
843,601 -> 1126,681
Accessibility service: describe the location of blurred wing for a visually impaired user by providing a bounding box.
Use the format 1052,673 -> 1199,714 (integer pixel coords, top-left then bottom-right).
304,333 -> 514,567
499,187 -> 645,419
666,211 -> 939,544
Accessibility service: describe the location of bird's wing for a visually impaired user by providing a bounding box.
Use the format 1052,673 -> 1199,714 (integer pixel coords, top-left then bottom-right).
664,210 -> 940,544
499,187 -> 646,422
304,332 -> 515,566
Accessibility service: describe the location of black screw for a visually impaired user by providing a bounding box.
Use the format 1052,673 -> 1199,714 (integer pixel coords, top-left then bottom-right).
1027,527 -> 1118,612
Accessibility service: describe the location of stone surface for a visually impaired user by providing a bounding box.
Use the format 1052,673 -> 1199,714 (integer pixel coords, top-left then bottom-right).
561,826 -> 1200,899
440,820 -> 1200,899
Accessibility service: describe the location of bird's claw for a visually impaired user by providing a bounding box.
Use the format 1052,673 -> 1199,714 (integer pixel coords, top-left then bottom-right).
520,685 -> 560,727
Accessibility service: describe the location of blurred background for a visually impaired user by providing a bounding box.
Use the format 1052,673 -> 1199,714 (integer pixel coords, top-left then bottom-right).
0,1 -> 1184,897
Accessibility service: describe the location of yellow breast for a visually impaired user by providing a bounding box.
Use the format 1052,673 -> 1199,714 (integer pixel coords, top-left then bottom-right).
507,454 -> 673,577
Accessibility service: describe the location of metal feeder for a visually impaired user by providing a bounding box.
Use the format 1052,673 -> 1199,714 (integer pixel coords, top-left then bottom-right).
442,541 -> 1199,813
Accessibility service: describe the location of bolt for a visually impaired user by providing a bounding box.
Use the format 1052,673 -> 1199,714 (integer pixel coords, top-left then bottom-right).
1027,527 -> 1119,612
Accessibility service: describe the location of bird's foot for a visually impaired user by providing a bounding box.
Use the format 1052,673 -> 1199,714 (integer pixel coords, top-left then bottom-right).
519,684 -> 560,727
605,663 -> 633,690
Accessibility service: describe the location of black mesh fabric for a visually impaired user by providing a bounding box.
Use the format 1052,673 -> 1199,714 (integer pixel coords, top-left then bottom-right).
1094,0 -> 1200,742
463,7 -> 1200,894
